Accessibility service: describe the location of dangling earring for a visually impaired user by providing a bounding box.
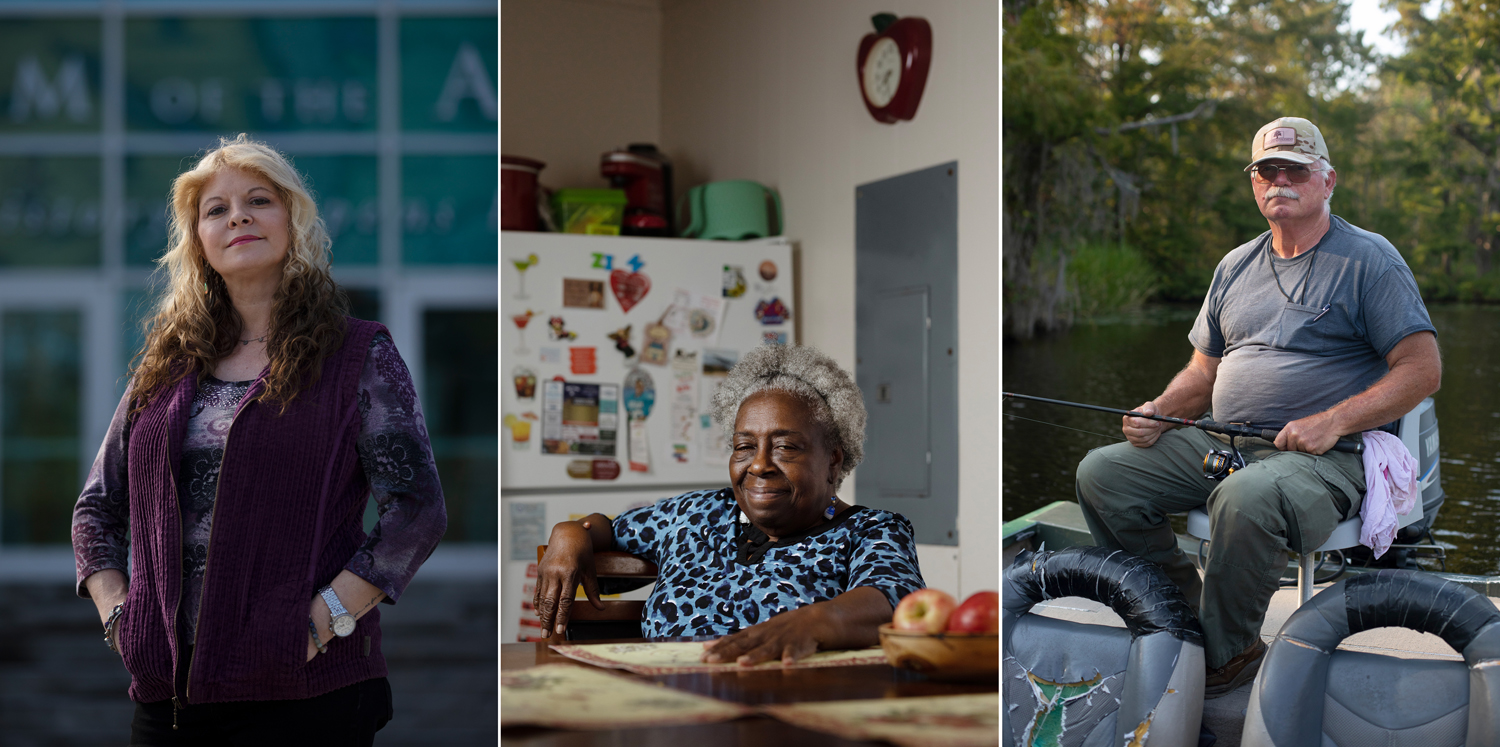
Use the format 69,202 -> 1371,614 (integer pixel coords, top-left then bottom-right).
823,496 -> 837,520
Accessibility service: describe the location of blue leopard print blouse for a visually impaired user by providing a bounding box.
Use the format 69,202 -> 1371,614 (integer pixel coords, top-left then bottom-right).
610,488 -> 925,638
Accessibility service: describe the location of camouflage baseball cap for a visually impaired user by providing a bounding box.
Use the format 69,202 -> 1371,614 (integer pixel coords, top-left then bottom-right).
1244,117 -> 1331,171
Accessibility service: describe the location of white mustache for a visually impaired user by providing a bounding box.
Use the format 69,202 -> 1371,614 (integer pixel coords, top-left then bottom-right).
1264,186 -> 1301,202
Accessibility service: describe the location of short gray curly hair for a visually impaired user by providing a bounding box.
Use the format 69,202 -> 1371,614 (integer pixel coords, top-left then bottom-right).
709,345 -> 866,488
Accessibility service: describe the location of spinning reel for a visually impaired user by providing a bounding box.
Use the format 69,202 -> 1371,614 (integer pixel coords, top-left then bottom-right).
1202,436 -> 1246,481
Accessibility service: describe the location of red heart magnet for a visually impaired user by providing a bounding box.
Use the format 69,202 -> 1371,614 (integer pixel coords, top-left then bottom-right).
609,269 -> 651,313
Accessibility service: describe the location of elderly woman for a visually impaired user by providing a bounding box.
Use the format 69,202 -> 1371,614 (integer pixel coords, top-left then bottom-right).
534,345 -> 924,665
71,135 -> 446,743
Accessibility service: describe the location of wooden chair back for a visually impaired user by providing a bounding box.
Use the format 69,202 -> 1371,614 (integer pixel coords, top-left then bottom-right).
535,546 -> 659,640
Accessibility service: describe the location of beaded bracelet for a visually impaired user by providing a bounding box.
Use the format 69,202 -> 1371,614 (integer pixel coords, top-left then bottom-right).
103,603 -> 124,653
308,617 -> 328,655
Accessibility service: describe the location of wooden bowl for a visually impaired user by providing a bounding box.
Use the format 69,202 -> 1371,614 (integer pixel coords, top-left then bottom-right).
878,623 -> 998,682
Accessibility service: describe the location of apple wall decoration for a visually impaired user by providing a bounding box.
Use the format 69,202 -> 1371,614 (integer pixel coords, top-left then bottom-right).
857,13 -> 932,124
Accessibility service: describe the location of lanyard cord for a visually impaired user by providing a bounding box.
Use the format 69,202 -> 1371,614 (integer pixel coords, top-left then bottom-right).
1268,238 -> 1320,305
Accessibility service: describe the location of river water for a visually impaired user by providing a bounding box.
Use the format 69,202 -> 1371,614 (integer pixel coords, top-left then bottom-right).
1002,304 -> 1500,576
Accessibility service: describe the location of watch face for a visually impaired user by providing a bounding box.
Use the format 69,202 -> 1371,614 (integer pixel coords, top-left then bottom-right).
862,37 -> 902,108
332,614 -> 356,637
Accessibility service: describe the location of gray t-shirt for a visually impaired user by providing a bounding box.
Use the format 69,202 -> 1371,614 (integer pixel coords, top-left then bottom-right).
1189,215 -> 1435,429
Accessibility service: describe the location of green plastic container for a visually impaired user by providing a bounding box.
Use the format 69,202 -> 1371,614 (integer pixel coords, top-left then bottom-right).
552,189 -> 627,235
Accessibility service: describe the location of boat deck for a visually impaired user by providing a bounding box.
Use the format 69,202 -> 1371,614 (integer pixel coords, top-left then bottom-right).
1007,501 -> 1499,745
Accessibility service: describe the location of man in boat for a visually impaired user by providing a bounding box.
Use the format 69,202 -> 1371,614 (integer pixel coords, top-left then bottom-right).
1075,116 -> 1441,698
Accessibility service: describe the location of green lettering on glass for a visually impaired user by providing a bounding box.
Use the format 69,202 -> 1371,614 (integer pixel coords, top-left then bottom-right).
0,20 -> 101,134
124,18 -> 377,132
402,155 -> 497,265
401,18 -> 496,132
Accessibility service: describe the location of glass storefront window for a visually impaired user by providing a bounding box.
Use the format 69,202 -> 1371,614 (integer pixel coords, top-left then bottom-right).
2,311 -> 82,544
0,157 -> 102,267
402,155 -> 497,265
422,309 -> 496,542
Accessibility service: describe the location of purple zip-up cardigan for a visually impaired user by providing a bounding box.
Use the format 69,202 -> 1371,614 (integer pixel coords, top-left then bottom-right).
117,318 -> 397,704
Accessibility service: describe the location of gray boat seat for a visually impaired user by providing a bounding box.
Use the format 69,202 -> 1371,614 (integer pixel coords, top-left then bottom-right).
1242,569 -> 1500,746
1187,508 -> 1362,604
1187,399 -> 1434,605
1003,546 -> 1205,747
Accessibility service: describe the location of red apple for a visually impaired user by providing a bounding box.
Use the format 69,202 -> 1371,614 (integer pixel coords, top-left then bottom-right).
946,591 -> 1000,634
891,588 -> 957,633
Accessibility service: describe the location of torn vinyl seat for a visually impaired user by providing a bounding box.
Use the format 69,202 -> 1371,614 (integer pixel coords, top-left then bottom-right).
1003,546 -> 1206,747
1242,569 -> 1500,746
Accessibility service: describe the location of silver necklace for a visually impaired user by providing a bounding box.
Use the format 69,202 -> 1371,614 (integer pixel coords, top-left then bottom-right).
239,335 -> 266,346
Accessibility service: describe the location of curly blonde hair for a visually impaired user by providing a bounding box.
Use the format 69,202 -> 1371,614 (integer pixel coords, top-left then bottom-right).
128,134 -> 348,416
709,345 -> 866,488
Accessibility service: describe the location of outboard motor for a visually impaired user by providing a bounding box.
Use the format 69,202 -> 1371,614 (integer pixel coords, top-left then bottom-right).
1003,546 -> 1205,747
1243,569 -> 1500,745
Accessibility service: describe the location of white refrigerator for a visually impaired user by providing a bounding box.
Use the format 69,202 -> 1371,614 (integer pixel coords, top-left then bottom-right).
500,231 -> 797,641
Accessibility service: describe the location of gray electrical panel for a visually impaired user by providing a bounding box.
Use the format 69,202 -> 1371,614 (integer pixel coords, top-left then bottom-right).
855,162 -> 959,545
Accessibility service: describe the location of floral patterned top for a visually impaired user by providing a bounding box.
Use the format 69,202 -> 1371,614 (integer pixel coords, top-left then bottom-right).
610,488 -> 925,638
72,333 -> 446,642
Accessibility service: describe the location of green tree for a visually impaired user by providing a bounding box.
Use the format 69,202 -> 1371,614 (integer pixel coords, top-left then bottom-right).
1388,0 -> 1500,278
1003,0 -> 1378,339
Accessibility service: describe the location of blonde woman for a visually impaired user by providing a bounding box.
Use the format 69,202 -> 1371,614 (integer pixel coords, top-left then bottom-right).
71,135 -> 446,744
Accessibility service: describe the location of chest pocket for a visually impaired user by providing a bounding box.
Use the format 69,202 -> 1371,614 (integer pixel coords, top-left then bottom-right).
1274,300 -> 1360,352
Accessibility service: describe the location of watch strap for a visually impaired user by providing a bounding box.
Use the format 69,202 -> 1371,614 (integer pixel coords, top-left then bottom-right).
318,585 -> 350,618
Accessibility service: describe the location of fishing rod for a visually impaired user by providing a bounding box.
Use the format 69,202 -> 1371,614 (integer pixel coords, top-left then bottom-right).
1002,392 -> 1364,455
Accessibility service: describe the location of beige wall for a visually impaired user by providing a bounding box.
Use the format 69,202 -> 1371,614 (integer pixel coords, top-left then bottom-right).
500,0 -> 662,190
660,0 -> 999,597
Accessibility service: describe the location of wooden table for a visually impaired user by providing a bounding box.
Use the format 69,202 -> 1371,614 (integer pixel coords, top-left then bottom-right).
501,640 -> 997,746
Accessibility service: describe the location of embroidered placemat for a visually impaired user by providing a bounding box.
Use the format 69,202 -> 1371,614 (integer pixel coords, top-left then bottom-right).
548,641 -> 888,675
501,663 -> 749,729
761,692 -> 1000,747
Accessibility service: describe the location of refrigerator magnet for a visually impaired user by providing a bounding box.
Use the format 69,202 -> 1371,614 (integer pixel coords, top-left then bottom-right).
547,316 -> 578,341
565,459 -> 621,480
539,347 -> 563,365
628,417 -> 651,473
722,265 -> 747,298
510,253 -> 538,300
762,331 -> 788,346
510,310 -> 536,356
569,347 -> 598,375
562,278 -> 606,309
640,322 -> 671,366
754,297 -> 791,325
513,366 -> 538,400
606,325 -> 635,359
503,412 -> 538,450
689,309 -> 715,337
622,367 -> 656,418
609,268 -> 651,312
759,260 -> 778,281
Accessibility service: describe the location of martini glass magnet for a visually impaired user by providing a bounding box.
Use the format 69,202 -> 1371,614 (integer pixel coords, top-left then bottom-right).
512,253 -> 539,299
511,309 -> 536,355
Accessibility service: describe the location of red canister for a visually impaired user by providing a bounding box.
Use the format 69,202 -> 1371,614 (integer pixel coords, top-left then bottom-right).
501,155 -> 546,231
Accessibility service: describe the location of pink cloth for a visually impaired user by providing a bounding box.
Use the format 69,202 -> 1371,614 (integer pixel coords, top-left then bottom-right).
1360,430 -> 1420,558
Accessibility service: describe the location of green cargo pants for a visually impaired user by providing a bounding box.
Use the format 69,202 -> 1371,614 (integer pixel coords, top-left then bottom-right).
1075,427 -> 1364,669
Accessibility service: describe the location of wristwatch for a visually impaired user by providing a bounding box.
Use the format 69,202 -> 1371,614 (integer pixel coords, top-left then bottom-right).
319,586 -> 357,637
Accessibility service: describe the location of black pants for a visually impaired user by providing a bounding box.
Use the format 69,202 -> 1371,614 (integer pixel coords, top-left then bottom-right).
129,654 -> 392,747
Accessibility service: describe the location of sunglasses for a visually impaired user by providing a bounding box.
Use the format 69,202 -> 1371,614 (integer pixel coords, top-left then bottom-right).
1251,163 -> 1329,184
